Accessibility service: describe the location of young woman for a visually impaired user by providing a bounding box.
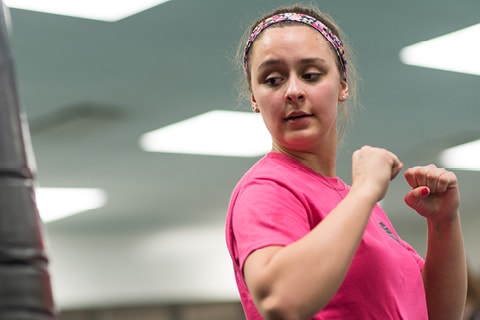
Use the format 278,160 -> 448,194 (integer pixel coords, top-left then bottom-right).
225,4 -> 467,320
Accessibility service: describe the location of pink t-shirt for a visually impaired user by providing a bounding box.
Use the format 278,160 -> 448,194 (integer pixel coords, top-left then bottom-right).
225,152 -> 427,319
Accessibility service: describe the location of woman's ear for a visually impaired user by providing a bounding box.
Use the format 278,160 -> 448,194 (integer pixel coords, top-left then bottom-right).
338,80 -> 349,102
251,94 -> 260,113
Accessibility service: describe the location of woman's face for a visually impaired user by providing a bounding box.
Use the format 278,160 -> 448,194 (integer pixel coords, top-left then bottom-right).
248,25 -> 348,153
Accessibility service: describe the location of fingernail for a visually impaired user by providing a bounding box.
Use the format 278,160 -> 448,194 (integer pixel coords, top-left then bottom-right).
421,187 -> 429,196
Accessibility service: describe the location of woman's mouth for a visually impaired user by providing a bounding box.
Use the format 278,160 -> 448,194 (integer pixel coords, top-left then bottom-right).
284,111 -> 312,121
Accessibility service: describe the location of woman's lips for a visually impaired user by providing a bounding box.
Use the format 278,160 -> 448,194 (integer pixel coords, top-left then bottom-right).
284,111 -> 312,121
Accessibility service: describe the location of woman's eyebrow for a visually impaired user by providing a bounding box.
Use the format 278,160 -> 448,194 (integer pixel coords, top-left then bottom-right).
257,57 -> 328,71
297,57 -> 328,66
256,59 -> 284,72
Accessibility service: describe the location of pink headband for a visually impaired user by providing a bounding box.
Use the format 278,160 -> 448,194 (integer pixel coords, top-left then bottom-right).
243,12 -> 347,80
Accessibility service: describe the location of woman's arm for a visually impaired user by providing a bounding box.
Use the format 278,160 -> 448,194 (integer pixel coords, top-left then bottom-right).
243,146 -> 403,320
244,187 -> 378,319
404,165 -> 467,320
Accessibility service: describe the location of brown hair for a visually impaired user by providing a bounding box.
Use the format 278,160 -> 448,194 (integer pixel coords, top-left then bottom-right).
234,4 -> 359,141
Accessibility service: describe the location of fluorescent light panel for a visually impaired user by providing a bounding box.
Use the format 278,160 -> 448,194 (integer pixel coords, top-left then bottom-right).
401,26 -> 480,170
4,0 -> 171,22
439,139 -> 480,171
140,110 -> 271,157
399,23 -> 480,76
36,188 -> 107,222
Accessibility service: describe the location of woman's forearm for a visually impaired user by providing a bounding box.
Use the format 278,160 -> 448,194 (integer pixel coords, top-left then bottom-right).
422,213 -> 467,320
245,187 -> 378,319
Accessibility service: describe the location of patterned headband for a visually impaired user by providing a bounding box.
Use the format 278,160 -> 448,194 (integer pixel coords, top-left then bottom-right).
243,12 -> 347,80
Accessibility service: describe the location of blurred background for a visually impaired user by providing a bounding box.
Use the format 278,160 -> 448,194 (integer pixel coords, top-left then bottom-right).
3,0 -> 480,319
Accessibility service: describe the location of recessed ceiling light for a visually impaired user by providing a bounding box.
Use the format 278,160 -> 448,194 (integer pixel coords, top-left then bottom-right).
139,110 -> 271,157
399,23 -> 480,76
4,0 -> 171,22
439,139 -> 480,171
36,188 -> 107,223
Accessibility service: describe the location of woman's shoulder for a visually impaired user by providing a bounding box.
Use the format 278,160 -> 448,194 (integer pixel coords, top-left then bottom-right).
246,152 -> 317,177
234,152 -> 341,197
234,153 -> 283,181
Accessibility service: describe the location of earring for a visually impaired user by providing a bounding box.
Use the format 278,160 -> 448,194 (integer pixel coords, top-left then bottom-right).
252,106 -> 259,113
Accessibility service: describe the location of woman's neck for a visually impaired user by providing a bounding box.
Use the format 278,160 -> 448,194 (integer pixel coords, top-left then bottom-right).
271,144 -> 337,177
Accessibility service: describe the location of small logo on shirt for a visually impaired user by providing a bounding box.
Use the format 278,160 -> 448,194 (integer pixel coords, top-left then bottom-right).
379,222 -> 400,243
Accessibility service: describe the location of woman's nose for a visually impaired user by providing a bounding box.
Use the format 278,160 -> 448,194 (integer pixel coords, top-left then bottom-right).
284,77 -> 305,103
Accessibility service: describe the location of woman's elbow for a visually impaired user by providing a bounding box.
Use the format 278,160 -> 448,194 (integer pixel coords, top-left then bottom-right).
254,291 -> 310,320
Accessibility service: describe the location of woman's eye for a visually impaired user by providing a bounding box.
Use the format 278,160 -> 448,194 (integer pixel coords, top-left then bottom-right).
302,73 -> 321,81
264,76 -> 283,86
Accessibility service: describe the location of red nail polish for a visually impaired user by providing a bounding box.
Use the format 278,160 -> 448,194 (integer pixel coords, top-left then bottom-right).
421,187 -> 429,196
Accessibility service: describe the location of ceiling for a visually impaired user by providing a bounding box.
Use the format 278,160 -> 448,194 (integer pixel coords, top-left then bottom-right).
5,0 -> 480,310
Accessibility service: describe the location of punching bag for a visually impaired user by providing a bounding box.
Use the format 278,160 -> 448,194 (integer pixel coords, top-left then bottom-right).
0,1 -> 57,319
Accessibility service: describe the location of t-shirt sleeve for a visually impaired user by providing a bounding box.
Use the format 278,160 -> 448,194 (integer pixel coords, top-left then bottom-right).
231,177 -> 311,272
